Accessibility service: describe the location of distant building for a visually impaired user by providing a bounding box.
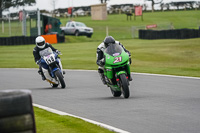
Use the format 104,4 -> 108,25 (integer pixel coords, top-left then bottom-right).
91,3 -> 107,20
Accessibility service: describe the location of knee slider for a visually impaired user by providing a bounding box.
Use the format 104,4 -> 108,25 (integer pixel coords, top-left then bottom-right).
98,68 -> 104,73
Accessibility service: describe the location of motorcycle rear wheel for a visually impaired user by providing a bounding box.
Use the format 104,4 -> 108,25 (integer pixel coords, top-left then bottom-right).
120,74 -> 130,98
54,70 -> 66,88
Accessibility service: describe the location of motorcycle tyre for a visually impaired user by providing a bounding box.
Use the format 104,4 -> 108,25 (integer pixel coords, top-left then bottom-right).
54,70 -> 66,88
110,89 -> 122,97
120,74 -> 130,98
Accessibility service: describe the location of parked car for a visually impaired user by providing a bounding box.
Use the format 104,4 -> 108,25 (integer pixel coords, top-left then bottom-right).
60,21 -> 93,38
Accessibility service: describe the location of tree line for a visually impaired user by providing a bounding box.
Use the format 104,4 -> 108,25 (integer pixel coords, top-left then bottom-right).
0,0 -> 36,18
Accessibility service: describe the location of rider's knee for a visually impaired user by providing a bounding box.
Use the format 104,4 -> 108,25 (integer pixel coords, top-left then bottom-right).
98,68 -> 104,73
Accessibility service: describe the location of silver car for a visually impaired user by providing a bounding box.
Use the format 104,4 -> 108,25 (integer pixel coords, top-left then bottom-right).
61,21 -> 93,38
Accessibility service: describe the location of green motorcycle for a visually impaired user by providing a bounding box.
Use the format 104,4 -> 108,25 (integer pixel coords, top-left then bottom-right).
103,44 -> 131,98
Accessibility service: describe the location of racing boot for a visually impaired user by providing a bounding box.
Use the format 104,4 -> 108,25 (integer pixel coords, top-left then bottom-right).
63,71 -> 65,75
128,74 -> 132,81
41,72 -> 46,81
100,73 -> 106,85
98,69 -> 106,85
38,67 -> 46,81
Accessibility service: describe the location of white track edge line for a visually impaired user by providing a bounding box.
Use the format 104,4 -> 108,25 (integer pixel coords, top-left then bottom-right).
132,72 -> 200,80
4,68 -> 200,80
33,103 -> 130,133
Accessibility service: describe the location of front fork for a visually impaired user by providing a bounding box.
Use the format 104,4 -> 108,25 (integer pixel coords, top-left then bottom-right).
49,60 -> 63,78
104,61 -> 131,79
115,73 -> 130,87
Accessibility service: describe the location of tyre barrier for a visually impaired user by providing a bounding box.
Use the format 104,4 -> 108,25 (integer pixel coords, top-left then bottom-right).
57,35 -> 65,43
0,35 -> 65,46
139,29 -> 200,39
0,90 -> 36,133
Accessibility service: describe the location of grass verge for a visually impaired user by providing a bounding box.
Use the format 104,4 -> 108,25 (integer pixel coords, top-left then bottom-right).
34,107 -> 114,133
0,38 -> 199,77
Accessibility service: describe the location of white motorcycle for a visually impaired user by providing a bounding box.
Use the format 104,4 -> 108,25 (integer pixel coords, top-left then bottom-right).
39,47 -> 66,88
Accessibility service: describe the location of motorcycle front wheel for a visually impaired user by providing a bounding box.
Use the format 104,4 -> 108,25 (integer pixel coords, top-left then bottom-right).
119,74 -> 130,98
54,70 -> 66,88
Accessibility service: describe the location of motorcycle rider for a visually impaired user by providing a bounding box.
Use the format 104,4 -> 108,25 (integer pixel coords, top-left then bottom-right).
96,36 -> 132,85
33,36 -> 62,80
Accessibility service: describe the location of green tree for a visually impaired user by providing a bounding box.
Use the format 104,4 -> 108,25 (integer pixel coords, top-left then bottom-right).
145,0 -> 163,12
0,0 -> 36,18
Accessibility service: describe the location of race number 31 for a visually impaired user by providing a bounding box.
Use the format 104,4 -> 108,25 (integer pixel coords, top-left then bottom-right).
113,56 -> 122,64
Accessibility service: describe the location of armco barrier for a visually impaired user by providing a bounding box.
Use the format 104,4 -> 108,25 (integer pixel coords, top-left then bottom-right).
0,35 -> 65,46
0,90 -> 36,133
139,29 -> 200,39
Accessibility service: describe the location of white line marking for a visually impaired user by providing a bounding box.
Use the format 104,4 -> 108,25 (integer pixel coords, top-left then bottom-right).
2,68 -> 200,80
64,69 -> 200,80
33,103 -> 130,133
132,72 -> 200,80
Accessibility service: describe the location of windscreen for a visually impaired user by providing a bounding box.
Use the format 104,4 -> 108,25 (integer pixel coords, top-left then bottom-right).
104,44 -> 122,56
75,22 -> 86,27
39,47 -> 53,57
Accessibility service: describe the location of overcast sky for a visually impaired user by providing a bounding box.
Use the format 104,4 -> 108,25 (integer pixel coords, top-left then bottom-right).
4,0 -> 199,13
35,0 -> 199,10
26,0 -> 146,11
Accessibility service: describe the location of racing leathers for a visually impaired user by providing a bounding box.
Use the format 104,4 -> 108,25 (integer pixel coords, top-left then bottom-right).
33,43 -> 58,63
33,43 -> 61,80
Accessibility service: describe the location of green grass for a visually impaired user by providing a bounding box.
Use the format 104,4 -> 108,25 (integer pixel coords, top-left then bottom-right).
129,39 -> 200,77
34,107 -> 114,133
0,38 -> 200,77
0,20 -> 31,37
59,10 -> 200,42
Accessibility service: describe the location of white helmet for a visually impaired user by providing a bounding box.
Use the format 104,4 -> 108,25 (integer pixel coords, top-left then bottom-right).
35,36 -> 46,49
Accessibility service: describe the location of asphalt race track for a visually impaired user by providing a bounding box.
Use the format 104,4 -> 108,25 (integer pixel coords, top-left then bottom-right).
0,68 -> 200,133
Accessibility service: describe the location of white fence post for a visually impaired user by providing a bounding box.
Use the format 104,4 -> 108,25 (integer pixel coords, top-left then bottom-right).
37,8 -> 41,36
22,9 -> 27,36
9,13 -> 11,36
106,26 -> 109,36
2,21 -> 4,33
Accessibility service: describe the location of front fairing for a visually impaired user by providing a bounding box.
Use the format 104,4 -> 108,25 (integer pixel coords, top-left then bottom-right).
39,47 -> 53,57
104,44 -> 129,67
40,57 -> 59,70
104,44 -> 130,80
104,51 -> 129,67
40,47 -> 60,77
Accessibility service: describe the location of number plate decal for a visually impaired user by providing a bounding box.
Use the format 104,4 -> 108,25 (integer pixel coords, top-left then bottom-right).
113,57 -> 122,64
44,54 -> 55,65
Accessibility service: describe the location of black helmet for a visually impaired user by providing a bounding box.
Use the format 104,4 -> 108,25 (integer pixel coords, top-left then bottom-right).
104,36 -> 115,47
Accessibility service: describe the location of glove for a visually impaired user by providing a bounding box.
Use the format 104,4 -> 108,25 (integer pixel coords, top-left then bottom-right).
126,51 -> 131,57
36,60 -> 41,65
129,57 -> 132,64
56,50 -> 62,55
97,58 -> 105,66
